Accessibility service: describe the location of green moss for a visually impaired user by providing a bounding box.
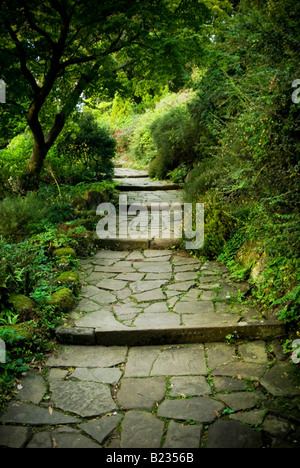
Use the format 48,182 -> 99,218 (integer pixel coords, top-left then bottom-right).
1,322 -> 36,342
47,288 -> 75,312
53,247 -> 76,259
8,294 -> 36,320
56,271 -> 80,295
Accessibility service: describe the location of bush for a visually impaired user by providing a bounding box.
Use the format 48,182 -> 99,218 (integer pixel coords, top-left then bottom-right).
48,112 -> 116,184
149,106 -> 198,179
0,131 -> 33,198
128,91 -> 195,169
0,193 -> 48,240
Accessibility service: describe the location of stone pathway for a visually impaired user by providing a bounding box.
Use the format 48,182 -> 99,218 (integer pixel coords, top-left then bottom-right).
56,250 -> 284,347
1,342 -> 300,448
0,165 -> 299,449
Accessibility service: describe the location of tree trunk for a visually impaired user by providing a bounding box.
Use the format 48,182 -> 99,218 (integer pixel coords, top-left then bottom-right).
19,108 -> 66,193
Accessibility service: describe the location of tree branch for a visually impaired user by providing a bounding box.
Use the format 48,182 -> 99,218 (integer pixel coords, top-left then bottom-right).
18,0 -> 56,48
5,22 -> 39,94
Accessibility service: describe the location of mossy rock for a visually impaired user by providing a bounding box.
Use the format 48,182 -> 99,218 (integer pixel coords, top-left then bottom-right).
235,240 -> 263,269
0,322 -> 36,343
53,247 -> 76,259
56,271 -> 80,295
84,190 -> 106,210
71,196 -> 88,211
47,288 -> 76,313
8,294 -> 36,321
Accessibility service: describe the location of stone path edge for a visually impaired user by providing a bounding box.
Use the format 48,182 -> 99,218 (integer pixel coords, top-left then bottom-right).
56,321 -> 285,347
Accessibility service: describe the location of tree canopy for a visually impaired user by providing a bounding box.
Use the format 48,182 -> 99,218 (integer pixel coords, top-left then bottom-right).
0,0 -> 225,188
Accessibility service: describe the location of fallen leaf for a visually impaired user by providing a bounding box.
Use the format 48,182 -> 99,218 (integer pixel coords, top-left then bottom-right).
237,374 -> 242,380
215,410 -> 221,418
49,406 -> 53,415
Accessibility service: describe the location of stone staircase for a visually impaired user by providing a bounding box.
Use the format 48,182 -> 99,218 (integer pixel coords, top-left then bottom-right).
56,165 -> 285,347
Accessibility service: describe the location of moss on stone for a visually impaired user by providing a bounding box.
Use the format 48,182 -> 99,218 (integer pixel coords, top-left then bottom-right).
47,288 -> 75,312
8,294 -> 36,321
53,247 -> 76,259
56,271 -> 80,295
1,322 -> 36,342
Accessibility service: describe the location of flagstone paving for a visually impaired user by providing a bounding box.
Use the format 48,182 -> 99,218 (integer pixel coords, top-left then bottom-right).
1,341 -> 300,448
56,249 -> 285,346
0,164 -> 299,449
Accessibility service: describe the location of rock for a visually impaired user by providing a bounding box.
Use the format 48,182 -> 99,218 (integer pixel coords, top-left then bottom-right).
50,380 -> 117,418
0,401 -> 78,425
53,247 -> 76,259
260,362 -> 300,396
47,287 -> 75,312
84,191 -> 106,210
0,426 -> 32,448
56,270 -> 80,294
117,377 -> 166,410
251,251 -> 267,281
79,414 -> 123,445
206,420 -> 262,448
120,411 -> 164,448
71,196 -> 88,211
8,294 -> 36,321
157,397 -> 224,423
15,372 -> 47,404
163,421 -> 202,448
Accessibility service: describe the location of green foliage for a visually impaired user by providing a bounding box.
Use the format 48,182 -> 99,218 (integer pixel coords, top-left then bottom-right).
128,90 -> 195,169
50,112 -> 116,184
149,106 -> 197,179
0,131 -> 33,197
0,193 -> 48,240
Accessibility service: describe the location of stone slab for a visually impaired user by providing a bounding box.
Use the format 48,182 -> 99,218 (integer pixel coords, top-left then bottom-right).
46,345 -> 127,368
15,372 -> 47,404
0,402 -> 78,425
163,421 -> 202,449
79,414 -> 123,445
0,426 -> 32,448
117,377 -> 166,410
50,380 -> 117,417
27,430 -> 101,448
260,362 -> 300,396
120,411 -> 164,448
70,367 -> 122,385
151,345 -> 207,376
169,376 -> 212,397
206,420 -> 262,448
157,397 -> 224,423
133,313 -> 180,328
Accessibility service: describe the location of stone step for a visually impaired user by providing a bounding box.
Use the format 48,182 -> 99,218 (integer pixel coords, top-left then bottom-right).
114,178 -> 180,191
93,237 -> 181,250
114,168 -> 149,178
56,320 -> 285,347
55,251 -> 286,347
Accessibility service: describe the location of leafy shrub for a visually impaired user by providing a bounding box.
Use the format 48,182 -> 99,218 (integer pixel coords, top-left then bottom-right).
128,91 -> 195,169
149,106 -> 198,179
0,193 -> 48,240
48,112 -> 116,184
0,131 -> 33,198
